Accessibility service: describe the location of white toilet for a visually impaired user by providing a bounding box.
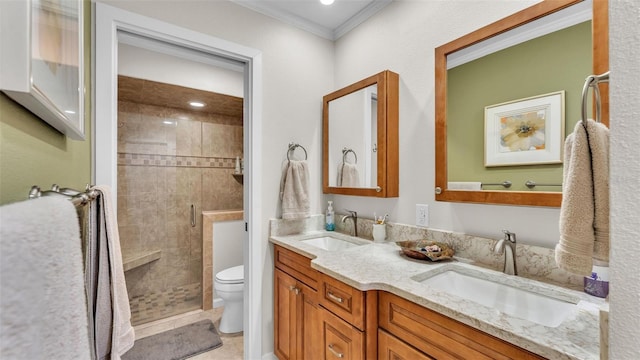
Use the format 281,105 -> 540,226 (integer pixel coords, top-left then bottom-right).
214,265 -> 244,333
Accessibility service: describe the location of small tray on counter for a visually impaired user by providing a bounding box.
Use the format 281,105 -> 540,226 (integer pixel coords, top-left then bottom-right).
395,240 -> 455,262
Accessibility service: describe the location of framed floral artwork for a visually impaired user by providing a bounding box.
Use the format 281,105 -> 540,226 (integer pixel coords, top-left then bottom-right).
484,91 -> 565,167
0,0 -> 85,140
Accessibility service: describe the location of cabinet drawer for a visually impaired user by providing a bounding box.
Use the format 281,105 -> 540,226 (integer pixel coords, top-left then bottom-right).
320,273 -> 365,330
378,329 -> 434,360
274,245 -> 319,290
321,307 -> 365,360
378,292 -> 546,360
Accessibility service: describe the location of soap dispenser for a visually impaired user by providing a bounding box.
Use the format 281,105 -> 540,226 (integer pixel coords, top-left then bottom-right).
325,201 -> 335,231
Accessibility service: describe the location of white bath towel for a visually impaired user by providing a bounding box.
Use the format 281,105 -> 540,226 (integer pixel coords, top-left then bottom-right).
337,163 -> 361,187
555,120 -> 610,276
447,182 -> 482,190
279,160 -> 310,219
0,197 -> 91,359
91,185 -> 135,359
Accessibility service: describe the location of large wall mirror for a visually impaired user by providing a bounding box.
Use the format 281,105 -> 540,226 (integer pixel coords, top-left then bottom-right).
435,0 -> 608,207
323,70 -> 399,197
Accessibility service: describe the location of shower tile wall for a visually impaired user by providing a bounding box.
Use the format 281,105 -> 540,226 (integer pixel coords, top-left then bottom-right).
117,76 -> 243,325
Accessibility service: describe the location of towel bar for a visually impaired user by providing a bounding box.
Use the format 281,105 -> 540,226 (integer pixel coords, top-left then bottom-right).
29,184 -> 97,207
525,180 -> 562,189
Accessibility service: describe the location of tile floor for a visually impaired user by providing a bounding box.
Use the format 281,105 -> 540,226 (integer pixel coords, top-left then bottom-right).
129,283 -> 201,325
132,307 -> 243,359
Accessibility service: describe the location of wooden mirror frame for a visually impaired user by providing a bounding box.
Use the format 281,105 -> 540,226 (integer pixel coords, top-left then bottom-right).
435,0 -> 608,207
323,70 -> 399,197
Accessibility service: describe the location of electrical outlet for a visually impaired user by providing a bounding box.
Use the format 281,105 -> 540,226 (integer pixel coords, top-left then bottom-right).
416,204 -> 429,227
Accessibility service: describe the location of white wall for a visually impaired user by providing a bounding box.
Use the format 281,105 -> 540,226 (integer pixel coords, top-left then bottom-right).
609,1 -> 640,357
212,220 -> 244,306
329,0 -> 569,248
100,0 -> 335,355
118,43 -> 244,97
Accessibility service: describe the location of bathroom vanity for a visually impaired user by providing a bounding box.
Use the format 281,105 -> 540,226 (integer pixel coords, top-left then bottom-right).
270,226 -> 603,360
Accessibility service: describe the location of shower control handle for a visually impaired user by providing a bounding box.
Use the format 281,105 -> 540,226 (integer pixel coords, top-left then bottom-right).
190,204 -> 196,227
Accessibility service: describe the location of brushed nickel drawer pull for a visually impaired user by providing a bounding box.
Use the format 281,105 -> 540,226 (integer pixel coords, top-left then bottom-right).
190,204 -> 196,227
327,292 -> 343,303
327,344 -> 344,358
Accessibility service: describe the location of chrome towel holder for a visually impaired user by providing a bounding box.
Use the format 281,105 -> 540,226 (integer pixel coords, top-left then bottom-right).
287,142 -> 307,162
581,71 -> 609,124
342,148 -> 357,164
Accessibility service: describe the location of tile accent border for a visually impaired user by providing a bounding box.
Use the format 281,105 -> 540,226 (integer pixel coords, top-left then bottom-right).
202,210 -> 244,310
118,153 -> 237,168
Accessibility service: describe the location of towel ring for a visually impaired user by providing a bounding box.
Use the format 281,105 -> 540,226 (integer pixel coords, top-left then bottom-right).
287,142 -> 307,162
581,71 -> 609,123
342,148 -> 357,164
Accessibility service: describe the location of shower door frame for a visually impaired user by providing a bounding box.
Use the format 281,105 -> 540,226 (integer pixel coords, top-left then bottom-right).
93,3 -> 263,359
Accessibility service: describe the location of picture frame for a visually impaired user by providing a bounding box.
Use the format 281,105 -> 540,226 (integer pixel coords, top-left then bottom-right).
484,91 -> 565,167
0,0 -> 84,140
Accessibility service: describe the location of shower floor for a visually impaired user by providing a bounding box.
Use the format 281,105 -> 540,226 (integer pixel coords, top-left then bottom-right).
129,283 -> 202,326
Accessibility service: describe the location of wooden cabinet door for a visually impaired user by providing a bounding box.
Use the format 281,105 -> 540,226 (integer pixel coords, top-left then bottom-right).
321,308 -> 365,360
275,268 -> 321,360
275,268 -> 298,360
299,281 -> 321,359
378,329 -> 434,360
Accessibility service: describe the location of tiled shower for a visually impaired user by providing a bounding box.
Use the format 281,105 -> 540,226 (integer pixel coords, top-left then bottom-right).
116,76 -> 243,325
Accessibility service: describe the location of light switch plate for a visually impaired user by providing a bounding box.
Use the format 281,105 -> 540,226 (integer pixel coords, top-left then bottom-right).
416,204 -> 429,227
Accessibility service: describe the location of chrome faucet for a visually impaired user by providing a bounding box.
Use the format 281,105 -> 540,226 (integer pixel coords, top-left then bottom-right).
341,210 -> 358,237
494,230 -> 517,275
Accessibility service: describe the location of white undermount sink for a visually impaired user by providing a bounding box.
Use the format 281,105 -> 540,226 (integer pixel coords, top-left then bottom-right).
415,267 -> 578,328
300,236 -> 364,251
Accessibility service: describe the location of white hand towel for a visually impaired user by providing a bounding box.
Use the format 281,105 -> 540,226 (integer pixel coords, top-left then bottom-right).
337,163 -> 360,187
0,197 -> 91,360
555,119 -> 609,276
91,185 -> 135,359
447,182 -> 482,190
279,160 -> 310,219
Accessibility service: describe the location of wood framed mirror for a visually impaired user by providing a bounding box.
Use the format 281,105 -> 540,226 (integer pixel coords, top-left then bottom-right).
323,70 -> 399,197
435,0 -> 608,207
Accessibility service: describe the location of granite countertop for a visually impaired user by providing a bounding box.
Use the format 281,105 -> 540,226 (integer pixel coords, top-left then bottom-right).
270,230 -> 604,360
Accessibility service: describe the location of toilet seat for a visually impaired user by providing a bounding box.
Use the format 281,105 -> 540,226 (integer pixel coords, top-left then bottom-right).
215,265 -> 244,284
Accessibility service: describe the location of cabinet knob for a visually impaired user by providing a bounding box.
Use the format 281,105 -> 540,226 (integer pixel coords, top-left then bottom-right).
289,285 -> 300,295
327,292 -> 343,303
327,344 -> 344,358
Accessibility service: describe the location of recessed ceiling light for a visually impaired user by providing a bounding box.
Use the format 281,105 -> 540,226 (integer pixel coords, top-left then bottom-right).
64,110 -> 76,114
320,0 -> 334,5
189,101 -> 205,108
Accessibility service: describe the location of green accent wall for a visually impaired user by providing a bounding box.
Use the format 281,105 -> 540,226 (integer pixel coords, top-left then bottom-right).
447,21 -> 591,192
0,1 -> 91,205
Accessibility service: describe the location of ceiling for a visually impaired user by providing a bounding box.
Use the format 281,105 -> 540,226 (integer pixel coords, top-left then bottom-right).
230,0 -> 393,40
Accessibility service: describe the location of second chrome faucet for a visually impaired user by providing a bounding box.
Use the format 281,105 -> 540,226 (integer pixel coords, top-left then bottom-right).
494,229 -> 517,275
341,210 -> 358,237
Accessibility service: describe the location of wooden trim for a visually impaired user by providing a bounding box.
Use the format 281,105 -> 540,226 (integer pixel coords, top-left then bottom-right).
323,70 -> 399,197
593,0 -> 609,127
321,308 -> 365,360
319,273 -> 365,330
378,329 -> 434,360
365,291 -> 379,359
385,71 -> 400,197
435,0 -> 607,207
379,292 -> 545,359
274,245 -> 319,291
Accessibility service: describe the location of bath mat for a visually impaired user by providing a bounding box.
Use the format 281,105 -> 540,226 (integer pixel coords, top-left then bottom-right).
122,320 -> 222,360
